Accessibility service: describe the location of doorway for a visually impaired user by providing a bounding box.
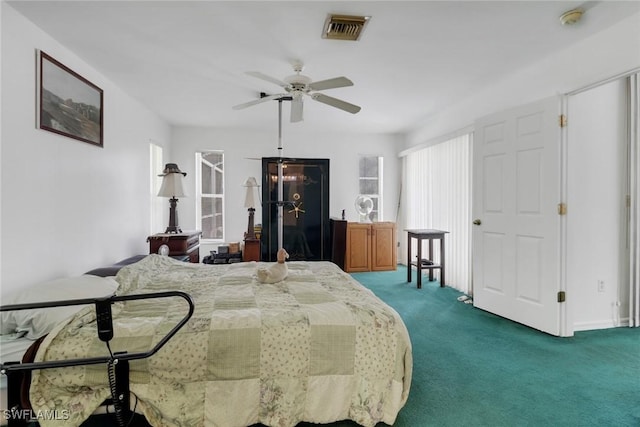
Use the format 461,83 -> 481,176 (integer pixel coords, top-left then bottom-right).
565,78 -> 629,332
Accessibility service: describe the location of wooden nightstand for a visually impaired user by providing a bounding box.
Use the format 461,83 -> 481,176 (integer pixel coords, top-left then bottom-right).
243,238 -> 260,262
148,230 -> 201,263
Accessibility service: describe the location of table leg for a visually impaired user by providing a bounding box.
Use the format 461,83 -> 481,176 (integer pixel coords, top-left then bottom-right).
428,238 -> 434,282
417,238 -> 422,289
407,234 -> 412,283
440,236 -> 445,287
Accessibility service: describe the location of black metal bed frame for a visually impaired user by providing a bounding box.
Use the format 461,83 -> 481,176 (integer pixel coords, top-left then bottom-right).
1,291 -> 194,427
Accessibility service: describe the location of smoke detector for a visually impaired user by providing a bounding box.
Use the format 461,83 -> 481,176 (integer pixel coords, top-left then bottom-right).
322,14 -> 371,41
559,8 -> 584,25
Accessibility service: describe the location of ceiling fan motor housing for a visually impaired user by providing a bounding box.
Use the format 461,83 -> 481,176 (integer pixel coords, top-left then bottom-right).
284,74 -> 312,85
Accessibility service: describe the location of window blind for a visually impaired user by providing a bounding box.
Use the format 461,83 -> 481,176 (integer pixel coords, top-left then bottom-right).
404,133 -> 472,294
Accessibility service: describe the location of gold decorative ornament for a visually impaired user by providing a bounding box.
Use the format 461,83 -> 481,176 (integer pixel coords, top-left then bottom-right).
288,202 -> 305,219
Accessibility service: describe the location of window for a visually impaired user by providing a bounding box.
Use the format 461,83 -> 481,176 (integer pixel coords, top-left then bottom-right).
149,142 -> 164,234
196,151 -> 224,241
359,156 -> 383,221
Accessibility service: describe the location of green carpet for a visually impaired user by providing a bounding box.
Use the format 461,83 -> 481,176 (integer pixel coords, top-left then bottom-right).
347,266 -> 640,427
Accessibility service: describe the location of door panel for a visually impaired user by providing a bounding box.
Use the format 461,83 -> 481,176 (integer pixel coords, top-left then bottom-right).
484,155 -> 505,212
346,223 -> 371,272
472,96 -> 561,335
515,235 -> 543,303
371,223 -> 397,271
517,149 -> 543,214
482,232 -> 505,294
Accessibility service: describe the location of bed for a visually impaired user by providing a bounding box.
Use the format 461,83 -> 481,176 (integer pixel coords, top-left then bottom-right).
10,255 -> 413,427
1,273 -> 122,425
0,335 -> 36,417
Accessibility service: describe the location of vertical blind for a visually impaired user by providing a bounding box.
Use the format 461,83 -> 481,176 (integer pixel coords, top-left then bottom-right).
629,72 -> 640,327
404,134 -> 472,294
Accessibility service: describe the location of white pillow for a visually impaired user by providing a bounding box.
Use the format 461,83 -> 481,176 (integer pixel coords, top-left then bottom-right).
1,275 -> 119,339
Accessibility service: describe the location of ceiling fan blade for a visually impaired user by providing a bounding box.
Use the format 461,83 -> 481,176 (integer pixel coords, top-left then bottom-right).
308,76 -> 353,91
290,97 -> 304,122
311,93 -> 361,114
232,93 -> 286,110
246,71 -> 288,88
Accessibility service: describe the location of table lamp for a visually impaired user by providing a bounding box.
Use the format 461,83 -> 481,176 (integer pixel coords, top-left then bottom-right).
243,177 -> 259,239
158,163 -> 186,233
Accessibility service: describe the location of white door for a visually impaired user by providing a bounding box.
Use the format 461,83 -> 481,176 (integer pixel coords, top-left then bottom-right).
472,96 -> 563,336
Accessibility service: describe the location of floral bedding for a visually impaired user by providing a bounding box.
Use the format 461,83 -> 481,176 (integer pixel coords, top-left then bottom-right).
30,255 -> 412,427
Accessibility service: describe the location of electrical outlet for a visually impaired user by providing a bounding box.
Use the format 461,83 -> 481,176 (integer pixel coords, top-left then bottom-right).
597,280 -> 605,292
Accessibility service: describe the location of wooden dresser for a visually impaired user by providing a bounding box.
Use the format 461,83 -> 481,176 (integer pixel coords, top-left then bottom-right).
147,230 -> 201,263
332,221 -> 397,272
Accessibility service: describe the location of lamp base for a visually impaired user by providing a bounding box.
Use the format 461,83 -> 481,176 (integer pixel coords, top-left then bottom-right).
166,197 -> 182,234
245,207 -> 256,239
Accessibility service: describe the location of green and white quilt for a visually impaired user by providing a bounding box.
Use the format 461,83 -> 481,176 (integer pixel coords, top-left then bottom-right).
31,255 -> 412,427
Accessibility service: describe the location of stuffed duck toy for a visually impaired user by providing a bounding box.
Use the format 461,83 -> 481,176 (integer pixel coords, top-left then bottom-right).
256,248 -> 289,284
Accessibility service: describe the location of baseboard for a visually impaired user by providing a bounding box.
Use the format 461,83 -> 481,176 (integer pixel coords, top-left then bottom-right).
573,317 -> 629,332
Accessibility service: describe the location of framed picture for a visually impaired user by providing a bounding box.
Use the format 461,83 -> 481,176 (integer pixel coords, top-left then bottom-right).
39,51 -> 103,147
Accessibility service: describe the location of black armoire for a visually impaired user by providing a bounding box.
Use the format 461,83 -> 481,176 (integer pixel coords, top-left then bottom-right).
261,157 -> 330,261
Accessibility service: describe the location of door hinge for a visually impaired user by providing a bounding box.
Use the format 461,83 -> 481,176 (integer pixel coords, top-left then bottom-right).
557,203 -> 567,215
559,114 -> 567,128
557,291 -> 566,303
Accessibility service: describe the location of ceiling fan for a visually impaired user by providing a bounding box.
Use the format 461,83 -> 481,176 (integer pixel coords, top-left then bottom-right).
233,62 -> 361,123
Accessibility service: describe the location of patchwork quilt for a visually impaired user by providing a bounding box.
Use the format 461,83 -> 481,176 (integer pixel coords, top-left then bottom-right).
30,255 -> 412,427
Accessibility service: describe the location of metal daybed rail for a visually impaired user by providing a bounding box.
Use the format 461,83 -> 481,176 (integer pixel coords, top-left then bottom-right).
1,291 -> 194,427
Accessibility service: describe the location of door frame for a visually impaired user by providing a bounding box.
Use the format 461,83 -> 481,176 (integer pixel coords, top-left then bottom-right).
560,71 -> 636,334
559,95 -> 571,337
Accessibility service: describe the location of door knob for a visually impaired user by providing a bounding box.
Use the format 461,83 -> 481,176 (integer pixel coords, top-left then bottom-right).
473,219 -> 482,225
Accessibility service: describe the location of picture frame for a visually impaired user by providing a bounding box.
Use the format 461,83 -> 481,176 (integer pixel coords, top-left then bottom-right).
39,51 -> 103,147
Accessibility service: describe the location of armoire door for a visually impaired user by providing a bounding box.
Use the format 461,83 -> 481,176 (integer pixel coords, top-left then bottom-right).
261,157 -> 330,262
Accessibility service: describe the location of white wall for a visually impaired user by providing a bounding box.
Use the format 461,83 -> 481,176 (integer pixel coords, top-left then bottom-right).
567,79 -> 628,330
170,126 -> 402,257
405,10 -> 640,149
0,4 -> 171,295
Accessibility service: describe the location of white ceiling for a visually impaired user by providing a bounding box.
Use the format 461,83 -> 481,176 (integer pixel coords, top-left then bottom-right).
7,0 -> 640,134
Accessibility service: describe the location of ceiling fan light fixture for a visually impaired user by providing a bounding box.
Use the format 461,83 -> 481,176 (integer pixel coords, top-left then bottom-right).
322,14 -> 370,41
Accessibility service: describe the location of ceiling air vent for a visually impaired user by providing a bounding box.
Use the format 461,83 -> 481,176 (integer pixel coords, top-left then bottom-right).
322,14 -> 370,41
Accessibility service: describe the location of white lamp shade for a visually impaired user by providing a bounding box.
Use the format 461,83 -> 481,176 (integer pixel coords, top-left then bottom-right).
158,173 -> 186,198
243,177 -> 258,187
243,176 -> 259,208
244,189 -> 256,208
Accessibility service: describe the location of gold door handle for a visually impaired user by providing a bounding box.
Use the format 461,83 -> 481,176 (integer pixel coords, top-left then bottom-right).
473,219 -> 482,226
